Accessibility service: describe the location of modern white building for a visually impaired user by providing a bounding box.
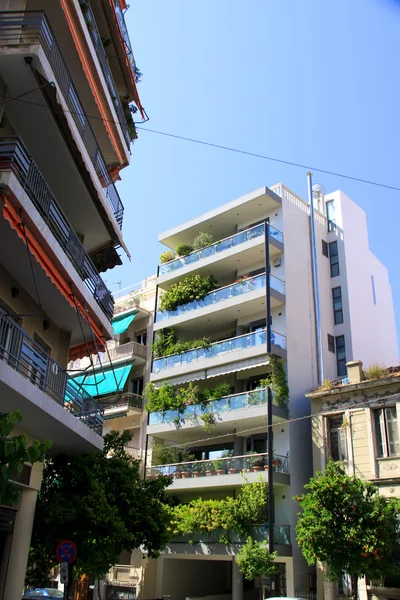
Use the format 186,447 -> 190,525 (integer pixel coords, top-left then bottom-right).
139,182 -> 398,600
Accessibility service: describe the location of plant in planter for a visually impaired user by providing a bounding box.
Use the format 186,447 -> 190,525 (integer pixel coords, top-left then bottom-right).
159,274 -> 218,312
214,459 -> 227,476
205,461 -> 216,477
181,468 -> 192,479
228,458 -> 241,475
176,243 -> 193,257
192,462 -> 206,478
246,452 -> 264,472
159,249 -> 177,264
259,355 -> 289,409
192,231 -> 214,250
173,466 -> 182,479
200,411 -> 217,432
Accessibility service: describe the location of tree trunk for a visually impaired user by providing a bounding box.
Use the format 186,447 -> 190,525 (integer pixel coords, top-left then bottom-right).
259,575 -> 264,600
351,573 -> 358,600
75,574 -> 90,600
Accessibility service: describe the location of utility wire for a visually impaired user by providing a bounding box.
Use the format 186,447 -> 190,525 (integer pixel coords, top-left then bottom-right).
2,93 -> 400,193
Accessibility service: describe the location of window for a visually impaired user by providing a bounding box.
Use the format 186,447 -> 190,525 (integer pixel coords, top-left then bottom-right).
332,287 -> 343,324
371,275 -> 377,305
374,407 -> 400,458
136,332 -> 147,346
131,378 -> 144,396
329,241 -> 340,277
335,335 -> 346,376
322,240 -> 329,257
327,334 -> 335,353
328,415 -> 348,461
326,200 -> 336,223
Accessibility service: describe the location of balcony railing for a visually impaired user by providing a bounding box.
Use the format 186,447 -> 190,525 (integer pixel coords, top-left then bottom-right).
106,565 -> 140,583
82,3 -> 130,147
113,0 -> 138,77
94,341 -> 146,365
170,524 -> 291,546
152,328 -> 286,373
103,392 -> 143,411
146,452 -> 289,478
0,138 -> 114,321
156,272 -> 285,323
149,387 -> 271,426
0,11 -> 125,228
0,308 -> 104,435
158,223 -> 283,276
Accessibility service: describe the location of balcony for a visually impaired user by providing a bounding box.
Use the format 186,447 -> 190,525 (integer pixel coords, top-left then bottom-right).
113,0 -> 138,80
155,272 -> 285,326
151,328 -> 286,383
82,3 -> 130,148
94,341 -> 147,365
170,524 -> 291,546
158,223 -> 283,278
0,308 -> 104,446
103,393 -> 143,418
106,565 -> 140,584
0,138 -> 114,321
0,11 -> 125,228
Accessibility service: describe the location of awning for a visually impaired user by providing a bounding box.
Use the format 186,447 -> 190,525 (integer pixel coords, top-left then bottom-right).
72,364 -> 133,397
112,312 -> 136,335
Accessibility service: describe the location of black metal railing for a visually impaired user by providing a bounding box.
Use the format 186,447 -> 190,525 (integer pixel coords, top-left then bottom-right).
81,4 -> 130,147
113,0 -> 137,77
0,137 -> 114,321
0,10 -> 125,228
0,308 -> 104,435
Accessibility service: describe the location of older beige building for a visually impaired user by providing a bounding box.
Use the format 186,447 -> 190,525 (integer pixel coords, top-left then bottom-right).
308,361 -> 400,600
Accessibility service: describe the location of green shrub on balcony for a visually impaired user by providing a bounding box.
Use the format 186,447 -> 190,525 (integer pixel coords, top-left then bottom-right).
159,250 -> 177,264
151,439 -> 195,466
152,327 -> 211,358
159,274 -> 218,312
259,355 -> 289,409
176,244 -> 193,257
167,478 -> 268,543
192,231 -> 214,250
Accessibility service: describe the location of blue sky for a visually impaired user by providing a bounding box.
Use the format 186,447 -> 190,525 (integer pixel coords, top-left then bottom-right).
110,0 -> 400,349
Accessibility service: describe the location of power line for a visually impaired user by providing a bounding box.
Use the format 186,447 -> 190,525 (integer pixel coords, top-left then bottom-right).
136,127 -> 400,193
2,93 -> 400,193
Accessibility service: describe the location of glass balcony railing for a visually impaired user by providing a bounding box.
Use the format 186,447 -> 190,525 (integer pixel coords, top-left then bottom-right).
156,273 -> 285,323
152,328 -> 286,373
146,452 -> 289,478
149,387 -> 271,426
158,223 -> 283,276
170,524 -> 291,546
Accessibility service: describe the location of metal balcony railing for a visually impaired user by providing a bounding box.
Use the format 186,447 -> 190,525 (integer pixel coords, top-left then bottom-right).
170,524 -> 291,546
0,11 -> 125,228
152,328 -> 286,373
81,3 -> 130,147
94,341 -> 146,365
156,272 -> 285,323
103,392 -> 143,411
0,308 -> 104,435
113,0 -> 138,77
0,137 -> 114,321
158,223 -> 284,276
146,452 -> 289,479
148,387 -> 273,426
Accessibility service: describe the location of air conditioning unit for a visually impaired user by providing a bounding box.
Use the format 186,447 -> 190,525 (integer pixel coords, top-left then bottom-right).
272,258 -> 281,268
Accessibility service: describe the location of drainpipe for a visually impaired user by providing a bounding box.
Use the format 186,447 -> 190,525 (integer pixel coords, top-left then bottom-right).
307,172 -> 324,386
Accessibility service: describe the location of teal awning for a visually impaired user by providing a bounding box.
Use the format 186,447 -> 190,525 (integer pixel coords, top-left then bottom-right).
112,312 -> 136,335
72,364 -> 133,398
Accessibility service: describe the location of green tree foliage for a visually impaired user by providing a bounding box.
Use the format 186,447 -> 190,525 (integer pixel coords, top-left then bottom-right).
0,411 -> 50,507
259,356 -> 289,408
159,274 -> 218,312
236,537 -> 277,600
26,431 -> 172,586
175,244 -> 193,257
151,327 -> 211,359
295,460 -> 400,598
192,231 -> 214,250
151,438 -> 195,466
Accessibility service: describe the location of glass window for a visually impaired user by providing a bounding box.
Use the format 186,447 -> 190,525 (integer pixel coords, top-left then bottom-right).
332,287 -> 343,324
322,240 -> 329,257
335,335 -> 346,376
371,275 -> 377,305
374,407 -> 400,458
326,200 -> 336,223
136,333 -> 147,346
327,334 -> 335,353
329,241 -> 340,277
131,378 -> 144,396
328,415 -> 348,461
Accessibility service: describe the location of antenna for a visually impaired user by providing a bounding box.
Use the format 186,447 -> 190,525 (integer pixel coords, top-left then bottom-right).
312,183 -> 326,213
114,281 -> 122,291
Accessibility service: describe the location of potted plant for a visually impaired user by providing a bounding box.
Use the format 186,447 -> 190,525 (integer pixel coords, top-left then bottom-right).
272,457 -> 282,471
192,462 -> 205,478
246,452 -> 264,472
173,466 -> 182,479
214,459 -> 226,476
205,461 -> 216,476
228,458 -> 241,475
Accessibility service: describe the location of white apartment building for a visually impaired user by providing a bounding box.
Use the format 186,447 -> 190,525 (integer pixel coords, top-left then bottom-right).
140,183 -> 397,600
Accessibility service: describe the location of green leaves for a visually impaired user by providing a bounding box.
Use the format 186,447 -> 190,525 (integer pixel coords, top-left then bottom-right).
295,460 -> 400,583
159,274 -> 218,312
236,537 -> 277,581
259,356 -> 289,409
0,412 -> 50,508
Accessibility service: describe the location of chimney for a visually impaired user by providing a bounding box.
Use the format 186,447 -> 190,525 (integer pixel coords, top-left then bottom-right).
346,360 -> 364,384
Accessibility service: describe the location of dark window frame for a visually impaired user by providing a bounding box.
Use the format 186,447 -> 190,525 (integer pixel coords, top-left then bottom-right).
322,240 -> 329,257
329,241 -> 340,277
335,335 -> 346,376
327,334 -> 335,353
332,286 -> 343,324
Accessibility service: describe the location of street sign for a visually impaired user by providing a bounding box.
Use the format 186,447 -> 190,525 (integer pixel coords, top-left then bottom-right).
60,562 -> 69,584
56,540 -> 77,564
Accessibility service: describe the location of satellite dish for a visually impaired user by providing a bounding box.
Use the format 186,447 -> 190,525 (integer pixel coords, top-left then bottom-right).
312,183 -> 326,196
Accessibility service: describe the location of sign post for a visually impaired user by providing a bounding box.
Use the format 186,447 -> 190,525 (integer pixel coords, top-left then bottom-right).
56,540 -> 77,600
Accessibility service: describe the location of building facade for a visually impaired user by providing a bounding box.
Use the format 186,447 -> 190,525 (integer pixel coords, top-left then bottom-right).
308,360 -> 400,600
0,0 -> 141,595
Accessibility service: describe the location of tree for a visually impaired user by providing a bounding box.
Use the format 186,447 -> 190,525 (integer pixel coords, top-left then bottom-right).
26,431 -> 172,595
295,460 -> 400,599
236,537 -> 277,600
0,411 -> 50,506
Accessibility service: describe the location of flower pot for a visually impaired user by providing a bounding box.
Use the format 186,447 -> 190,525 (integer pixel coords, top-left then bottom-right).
206,470 -> 216,477
264,466 -> 269,471
253,466 -> 263,472
273,459 -> 282,469
193,471 -> 204,478
147,474 -> 156,480
173,472 -> 182,479
229,468 -> 239,474
216,469 -> 226,476
181,471 -> 191,479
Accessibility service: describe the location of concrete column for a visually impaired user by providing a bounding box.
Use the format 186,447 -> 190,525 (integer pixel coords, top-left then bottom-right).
232,558 -> 243,600
4,488 -> 38,600
233,436 -> 245,456
154,556 -> 164,598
